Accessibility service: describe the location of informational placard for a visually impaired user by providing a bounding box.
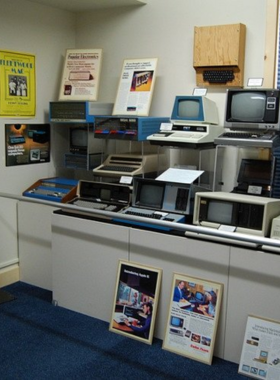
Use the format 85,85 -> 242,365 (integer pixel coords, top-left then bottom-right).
163,273 -> 223,365
113,58 -> 158,116
109,260 -> 162,345
58,49 -> 102,101
239,315 -> 280,379
5,123 -> 50,166
0,50 -> 36,117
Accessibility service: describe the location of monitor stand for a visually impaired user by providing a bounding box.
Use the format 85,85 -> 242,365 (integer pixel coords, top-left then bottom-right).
0,289 -> 15,304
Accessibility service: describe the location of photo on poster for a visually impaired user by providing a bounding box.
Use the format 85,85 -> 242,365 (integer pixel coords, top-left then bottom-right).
113,58 -> 158,116
162,272 -> 223,365
5,123 -> 50,166
239,315 -> 280,379
109,260 -> 162,345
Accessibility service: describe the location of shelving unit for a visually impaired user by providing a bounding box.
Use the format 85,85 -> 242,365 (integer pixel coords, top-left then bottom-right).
27,0 -> 146,12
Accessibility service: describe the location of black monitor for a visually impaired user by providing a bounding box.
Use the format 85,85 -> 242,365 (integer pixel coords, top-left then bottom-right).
224,88 -> 280,131
134,179 -> 165,209
237,159 -> 272,186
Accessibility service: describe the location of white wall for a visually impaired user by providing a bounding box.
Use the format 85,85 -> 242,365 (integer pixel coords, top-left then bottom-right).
0,0 -> 76,195
76,0 -> 267,122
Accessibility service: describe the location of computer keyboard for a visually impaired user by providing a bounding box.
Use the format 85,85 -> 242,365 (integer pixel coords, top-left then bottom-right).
219,132 -> 274,139
215,131 -> 279,147
99,165 -> 136,172
74,199 -> 117,211
124,210 -> 163,219
203,69 -> 235,83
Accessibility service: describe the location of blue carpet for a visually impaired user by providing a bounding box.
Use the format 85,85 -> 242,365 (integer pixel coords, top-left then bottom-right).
0,282 -> 248,380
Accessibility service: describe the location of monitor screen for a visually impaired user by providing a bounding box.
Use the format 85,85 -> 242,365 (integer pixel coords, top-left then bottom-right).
178,99 -> 200,119
207,200 -> 233,225
70,127 -> 88,153
231,92 -> 266,122
225,89 -> 280,130
136,181 -> 165,209
170,316 -> 184,328
237,159 -> 272,185
195,292 -> 205,302
171,95 -> 218,125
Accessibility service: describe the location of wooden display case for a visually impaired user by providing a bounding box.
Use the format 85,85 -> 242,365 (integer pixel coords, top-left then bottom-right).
193,23 -> 246,87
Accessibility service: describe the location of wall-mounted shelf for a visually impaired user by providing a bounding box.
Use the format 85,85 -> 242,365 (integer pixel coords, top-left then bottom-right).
27,0 -> 146,12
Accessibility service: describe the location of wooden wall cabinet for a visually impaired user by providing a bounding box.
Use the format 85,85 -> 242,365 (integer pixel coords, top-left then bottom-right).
193,23 -> 246,87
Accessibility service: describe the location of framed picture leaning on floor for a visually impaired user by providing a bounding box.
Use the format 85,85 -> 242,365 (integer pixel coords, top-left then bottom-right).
109,260 -> 162,345
163,272 -> 223,365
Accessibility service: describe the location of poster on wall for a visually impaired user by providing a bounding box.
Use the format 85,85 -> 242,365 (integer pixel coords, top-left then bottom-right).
162,272 -> 223,365
112,58 -> 158,116
239,315 -> 280,379
109,260 -> 162,345
5,123 -> 50,166
58,48 -> 103,101
0,50 -> 36,117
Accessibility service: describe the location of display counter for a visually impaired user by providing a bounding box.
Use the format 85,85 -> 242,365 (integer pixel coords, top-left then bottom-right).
0,192 -> 280,364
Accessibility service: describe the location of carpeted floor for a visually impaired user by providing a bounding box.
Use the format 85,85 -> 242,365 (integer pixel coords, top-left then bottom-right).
0,282 -> 248,380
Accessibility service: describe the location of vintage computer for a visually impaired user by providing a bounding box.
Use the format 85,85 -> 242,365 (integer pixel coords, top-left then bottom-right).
147,95 -> 224,147
215,88 -> 280,147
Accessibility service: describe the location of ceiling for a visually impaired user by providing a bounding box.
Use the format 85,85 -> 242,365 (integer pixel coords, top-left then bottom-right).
26,0 -> 146,12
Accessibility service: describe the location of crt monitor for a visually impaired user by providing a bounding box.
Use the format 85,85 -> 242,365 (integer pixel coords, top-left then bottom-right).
237,159 -> 272,186
224,88 -> 280,131
134,179 -> 165,209
170,95 -> 219,125
70,127 -> 88,154
170,316 -> 184,328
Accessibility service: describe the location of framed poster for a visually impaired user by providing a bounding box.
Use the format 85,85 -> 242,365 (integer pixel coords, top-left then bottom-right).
0,50 -> 36,117
58,48 -> 102,101
109,260 -> 162,345
163,273 -> 223,365
112,58 -> 158,116
239,315 -> 280,379
5,123 -> 50,166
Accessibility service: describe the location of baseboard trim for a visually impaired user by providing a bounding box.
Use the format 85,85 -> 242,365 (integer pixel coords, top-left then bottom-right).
0,265 -> 20,287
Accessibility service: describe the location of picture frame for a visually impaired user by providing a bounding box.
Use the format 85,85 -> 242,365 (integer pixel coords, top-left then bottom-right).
58,48 -> 102,101
0,50 -> 36,117
5,123 -> 50,166
109,260 -> 162,345
239,315 -> 280,379
162,272 -> 223,365
112,58 -> 158,116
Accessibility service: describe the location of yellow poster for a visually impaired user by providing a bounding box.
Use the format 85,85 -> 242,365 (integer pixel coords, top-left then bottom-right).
0,50 -> 36,117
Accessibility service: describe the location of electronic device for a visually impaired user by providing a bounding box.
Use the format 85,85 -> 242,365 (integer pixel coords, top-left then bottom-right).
69,126 -> 104,155
147,95 -> 223,147
271,146 -> 280,198
232,159 -> 272,196
192,191 -> 280,237
65,126 -> 104,170
49,101 -> 114,123
270,215 -> 280,239
224,88 -> 280,131
68,180 -> 131,214
114,177 -> 206,230
170,316 -> 184,328
8,135 -> 25,144
23,177 -> 78,203
170,95 -> 219,125
94,116 -> 169,141
93,153 -> 165,177
214,130 -> 280,148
